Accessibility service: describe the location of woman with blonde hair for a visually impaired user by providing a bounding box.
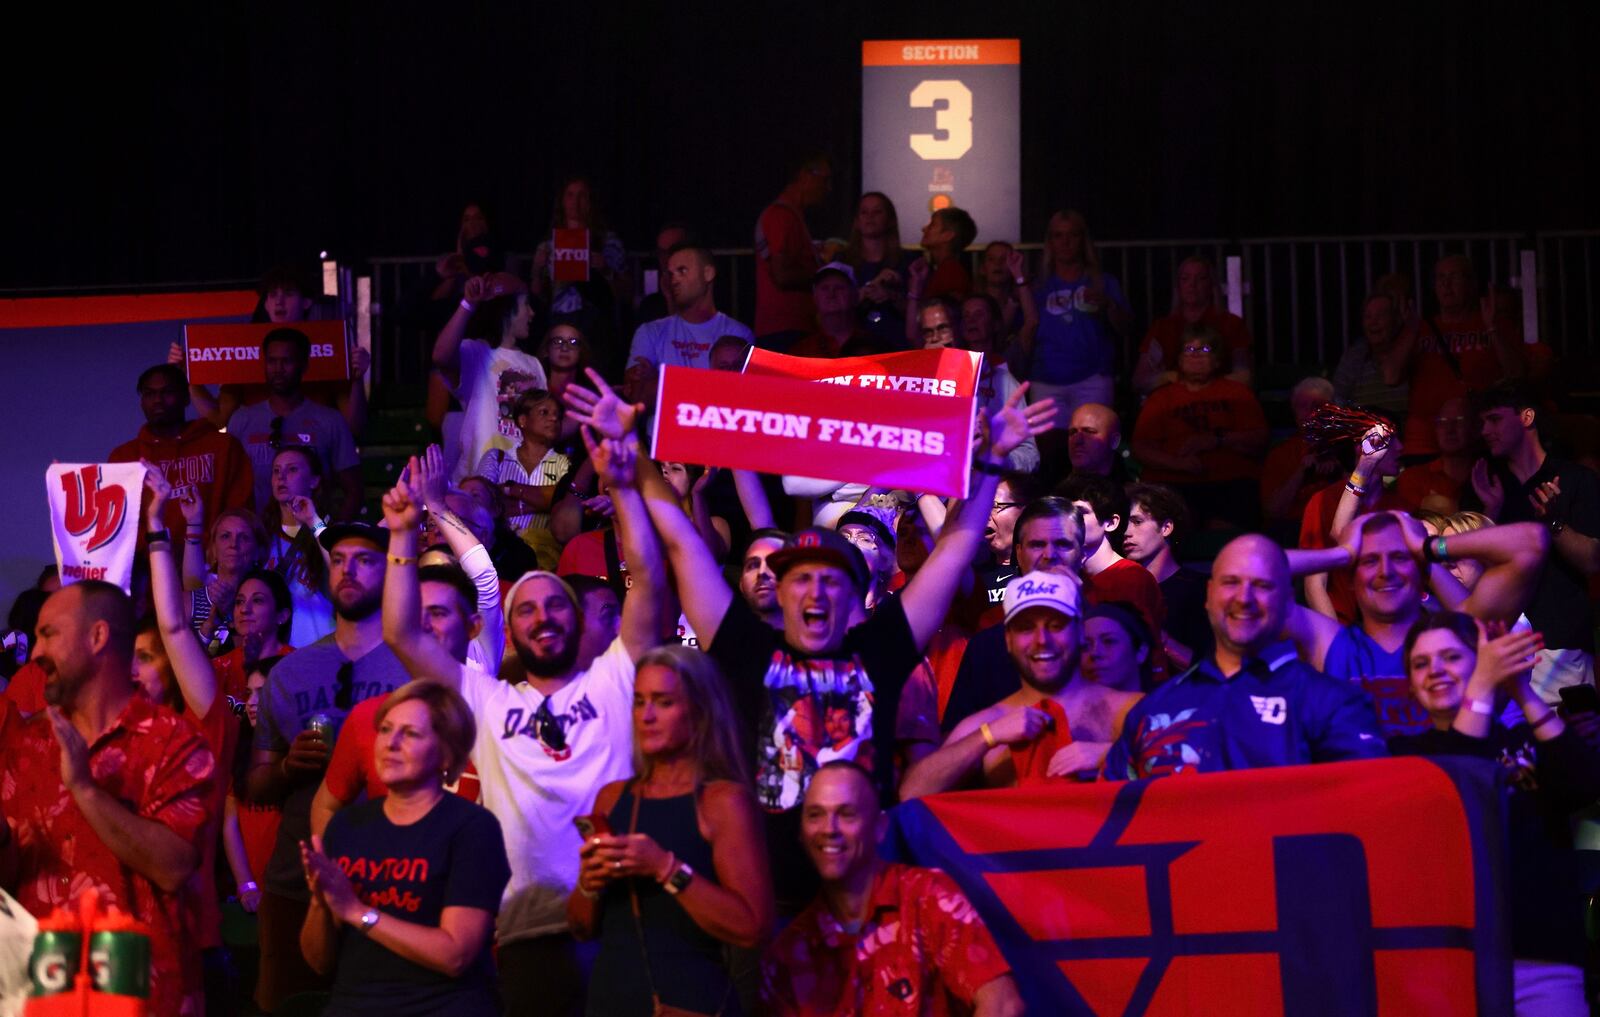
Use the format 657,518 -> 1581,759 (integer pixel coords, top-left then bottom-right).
571,645 -> 773,1016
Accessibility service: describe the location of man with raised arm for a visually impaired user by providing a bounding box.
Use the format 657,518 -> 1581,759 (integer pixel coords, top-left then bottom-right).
382,431 -> 665,1017
564,369 -> 1053,911
1284,510 -> 1548,735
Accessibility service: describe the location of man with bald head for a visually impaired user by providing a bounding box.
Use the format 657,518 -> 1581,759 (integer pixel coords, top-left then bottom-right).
1065,402 -> 1123,479
1,581 -> 215,1015
762,761 -> 1024,1016
1104,534 -> 1385,779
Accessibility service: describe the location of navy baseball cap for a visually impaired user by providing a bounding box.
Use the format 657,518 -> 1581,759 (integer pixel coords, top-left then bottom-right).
318,521 -> 387,553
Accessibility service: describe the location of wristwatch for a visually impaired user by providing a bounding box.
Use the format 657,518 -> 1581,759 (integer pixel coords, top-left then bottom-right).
663,861 -> 695,896
1550,519 -> 1567,537
358,908 -> 381,933
146,528 -> 172,545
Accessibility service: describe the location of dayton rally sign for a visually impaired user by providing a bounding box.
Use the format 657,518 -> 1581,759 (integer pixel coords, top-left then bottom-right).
889,756 -> 1512,1016
745,345 -> 983,398
652,366 -> 976,498
182,320 -> 350,386
47,463 -> 147,593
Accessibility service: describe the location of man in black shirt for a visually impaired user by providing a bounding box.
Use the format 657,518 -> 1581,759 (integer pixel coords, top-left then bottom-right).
1122,483 -> 1213,667
1473,382 -> 1600,700
615,379 -> 1052,910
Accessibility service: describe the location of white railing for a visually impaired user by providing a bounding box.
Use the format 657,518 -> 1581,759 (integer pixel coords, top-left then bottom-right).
365,231 -> 1600,391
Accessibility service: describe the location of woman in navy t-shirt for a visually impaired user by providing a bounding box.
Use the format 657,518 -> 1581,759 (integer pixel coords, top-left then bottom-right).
300,681 -> 511,1017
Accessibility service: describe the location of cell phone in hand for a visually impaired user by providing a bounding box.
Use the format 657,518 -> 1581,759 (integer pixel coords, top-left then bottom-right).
574,814 -> 612,839
1559,685 -> 1600,717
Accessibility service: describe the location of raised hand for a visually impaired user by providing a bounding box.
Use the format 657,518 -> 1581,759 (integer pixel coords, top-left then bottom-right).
140,459 -> 172,530
418,444 -> 449,511
987,383 -> 1055,461
563,368 -> 642,441
1005,248 -> 1027,283
1335,512 -> 1376,563
350,346 -> 371,379
177,489 -> 205,531
1470,458 -> 1504,520
462,274 -> 488,305
1471,624 -> 1543,693
906,257 -> 931,296
381,461 -> 424,533
1391,511 -> 1431,561
583,429 -> 639,491
166,342 -> 186,367
288,496 -> 320,530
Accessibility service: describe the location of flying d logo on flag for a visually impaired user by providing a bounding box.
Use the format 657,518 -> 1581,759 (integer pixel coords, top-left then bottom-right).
888,757 -> 1512,1016
47,463 -> 146,592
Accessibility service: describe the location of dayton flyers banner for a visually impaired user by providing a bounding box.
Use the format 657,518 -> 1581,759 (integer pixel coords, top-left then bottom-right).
652,366 -> 976,498
182,320 -> 350,386
46,463 -> 147,593
744,345 -> 982,399
890,757 -> 1511,1016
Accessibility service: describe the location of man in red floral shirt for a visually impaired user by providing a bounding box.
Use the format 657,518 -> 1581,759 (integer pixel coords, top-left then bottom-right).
0,581 -> 214,1016
762,762 -> 1022,1016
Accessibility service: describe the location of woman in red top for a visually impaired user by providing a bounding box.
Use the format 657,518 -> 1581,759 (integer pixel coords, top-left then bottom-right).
1132,323 -> 1269,531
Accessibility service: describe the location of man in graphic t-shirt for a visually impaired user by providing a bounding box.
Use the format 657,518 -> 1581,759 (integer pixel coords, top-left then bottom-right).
382,434 -> 664,1017
639,381 -> 1052,910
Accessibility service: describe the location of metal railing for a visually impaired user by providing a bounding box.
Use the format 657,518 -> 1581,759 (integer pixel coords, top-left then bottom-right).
366,231 -> 1600,394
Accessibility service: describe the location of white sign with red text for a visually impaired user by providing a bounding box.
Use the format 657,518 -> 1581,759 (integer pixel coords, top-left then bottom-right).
47,463 -> 146,593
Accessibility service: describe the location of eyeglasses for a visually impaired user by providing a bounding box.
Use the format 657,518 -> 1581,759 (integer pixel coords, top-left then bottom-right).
1181,344 -> 1215,355
549,336 -> 581,349
269,416 -> 285,450
991,501 -> 1024,513
335,660 -> 353,711
535,696 -> 566,753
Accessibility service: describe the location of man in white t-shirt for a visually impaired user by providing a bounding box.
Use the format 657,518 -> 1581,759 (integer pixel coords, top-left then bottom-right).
381,436 -> 665,1017
626,243 -> 754,408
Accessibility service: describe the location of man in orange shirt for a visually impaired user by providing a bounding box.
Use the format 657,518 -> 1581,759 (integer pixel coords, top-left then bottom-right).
1396,396 -> 1474,514
754,153 -> 831,348
1260,377 -> 1341,543
1397,254 -> 1524,456
109,364 -> 254,539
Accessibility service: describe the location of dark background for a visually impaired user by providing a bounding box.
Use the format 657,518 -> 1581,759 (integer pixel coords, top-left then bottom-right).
6,2 -> 1598,291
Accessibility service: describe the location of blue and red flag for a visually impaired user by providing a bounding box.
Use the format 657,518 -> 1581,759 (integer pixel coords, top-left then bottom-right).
888,757 -> 1512,1016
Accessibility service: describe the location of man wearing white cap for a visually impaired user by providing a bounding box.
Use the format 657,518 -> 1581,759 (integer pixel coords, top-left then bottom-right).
902,570 -> 1141,796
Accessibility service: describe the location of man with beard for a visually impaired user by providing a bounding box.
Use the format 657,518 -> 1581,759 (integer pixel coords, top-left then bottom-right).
1283,511 -> 1547,737
739,528 -> 789,629
0,581 -> 214,1016
1105,535 -> 1386,779
381,432 -> 664,1017
226,327 -> 363,518
245,521 -> 411,1011
903,571 -> 1140,795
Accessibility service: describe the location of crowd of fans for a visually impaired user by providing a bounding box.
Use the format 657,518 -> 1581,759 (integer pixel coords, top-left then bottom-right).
2,154 -> 1598,1017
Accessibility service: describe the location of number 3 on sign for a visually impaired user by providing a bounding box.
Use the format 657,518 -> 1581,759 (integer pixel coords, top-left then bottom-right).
908,80 -> 973,160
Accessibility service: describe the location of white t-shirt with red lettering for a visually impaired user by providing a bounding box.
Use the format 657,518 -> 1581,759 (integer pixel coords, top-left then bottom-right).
628,312 -> 753,372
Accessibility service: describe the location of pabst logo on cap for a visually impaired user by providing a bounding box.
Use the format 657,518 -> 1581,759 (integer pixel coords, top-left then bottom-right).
1015,579 -> 1058,597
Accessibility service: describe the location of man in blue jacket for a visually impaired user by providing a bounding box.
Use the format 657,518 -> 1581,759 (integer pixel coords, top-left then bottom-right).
1105,534 -> 1386,779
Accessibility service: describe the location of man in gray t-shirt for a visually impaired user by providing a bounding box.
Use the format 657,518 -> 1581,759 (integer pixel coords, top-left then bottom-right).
245,522 -> 408,1010
226,326 -> 362,516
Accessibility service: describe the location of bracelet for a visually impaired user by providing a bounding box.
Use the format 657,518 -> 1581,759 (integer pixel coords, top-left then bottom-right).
656,852 -> 678,885
973,460 -> 1006,477
459,298 -> 476,313
980,722 -> 998,749
1529,710 -> 1559,731
386,553 -> 417,566
1424,536 -> 1451,564
1465,697 -> 1494,716
185,525 -> 204,534
1344,479 -> 1366,497
146,529 -> 172,545
240,881 -> 258,892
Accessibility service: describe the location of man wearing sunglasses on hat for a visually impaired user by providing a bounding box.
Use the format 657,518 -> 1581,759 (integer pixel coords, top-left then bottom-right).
382,428 -> 666,1017
245,519 -> 412,1012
